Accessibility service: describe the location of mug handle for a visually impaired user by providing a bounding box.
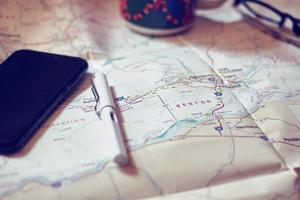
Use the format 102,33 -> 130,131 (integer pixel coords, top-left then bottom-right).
197,0 -> 227,9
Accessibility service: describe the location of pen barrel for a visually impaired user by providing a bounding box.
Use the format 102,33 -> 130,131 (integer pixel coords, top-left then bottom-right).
111,116 -> 128,166
92,73 -> 129,166
102,108 -> 128,166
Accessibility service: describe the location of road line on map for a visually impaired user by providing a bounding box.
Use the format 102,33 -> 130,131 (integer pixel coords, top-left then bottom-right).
275,141 -> 300,148
186,135 -> 256,138
136,167 -> 163,195
157,94 -> 178,121
262,118 -> 300,130
185,134 -> 300,149
212,100 -> 225,116
215,118 -> 224,135
206,130 -> 236,188
107,171 -> 122,199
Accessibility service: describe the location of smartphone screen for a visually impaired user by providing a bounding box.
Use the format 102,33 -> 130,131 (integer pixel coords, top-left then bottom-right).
0,50 -> 88,153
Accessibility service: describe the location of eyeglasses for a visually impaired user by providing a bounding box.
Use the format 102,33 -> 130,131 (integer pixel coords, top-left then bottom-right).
234,0 -> 300,37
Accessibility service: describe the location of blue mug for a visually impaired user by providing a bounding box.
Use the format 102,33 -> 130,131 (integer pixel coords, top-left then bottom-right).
120,0 -> 225,36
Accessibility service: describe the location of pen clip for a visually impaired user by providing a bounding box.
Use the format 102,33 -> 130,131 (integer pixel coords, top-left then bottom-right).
91,81 -> 100,116
91,85 -> 99,102
91,78 -> 116,120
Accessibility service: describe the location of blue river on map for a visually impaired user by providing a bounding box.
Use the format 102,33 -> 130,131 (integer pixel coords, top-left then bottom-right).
130,107 -> 251,150
131,119 -> 198,150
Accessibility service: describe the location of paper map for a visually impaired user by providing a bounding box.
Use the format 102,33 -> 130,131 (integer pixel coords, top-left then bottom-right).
1,0 -> 300,199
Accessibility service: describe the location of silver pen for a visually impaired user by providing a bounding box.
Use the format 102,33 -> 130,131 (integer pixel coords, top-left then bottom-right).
91,73 -> 128,166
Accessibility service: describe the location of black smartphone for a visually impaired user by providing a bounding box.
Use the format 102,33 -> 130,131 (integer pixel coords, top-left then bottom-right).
0,50 -> 88,154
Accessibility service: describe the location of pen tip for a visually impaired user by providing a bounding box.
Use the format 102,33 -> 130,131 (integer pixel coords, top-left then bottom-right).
114,155 -> 129,166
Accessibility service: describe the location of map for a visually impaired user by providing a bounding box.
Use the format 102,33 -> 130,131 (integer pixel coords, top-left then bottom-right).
1,0 -> 300,199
